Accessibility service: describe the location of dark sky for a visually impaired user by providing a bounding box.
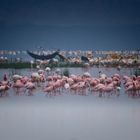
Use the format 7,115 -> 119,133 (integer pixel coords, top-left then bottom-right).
0,0 -> 140,50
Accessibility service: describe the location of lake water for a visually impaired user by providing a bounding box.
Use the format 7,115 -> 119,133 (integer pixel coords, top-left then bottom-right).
0,67 -> 140,140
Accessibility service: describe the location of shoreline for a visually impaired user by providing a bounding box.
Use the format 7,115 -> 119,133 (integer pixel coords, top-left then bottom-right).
0,62 -> 139,69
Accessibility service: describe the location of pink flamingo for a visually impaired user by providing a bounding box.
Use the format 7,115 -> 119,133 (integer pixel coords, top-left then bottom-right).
0,85 -> 10,97
77,81 -> 88,95
44,86 -> 54,97
13,80 -> 24,95
25,81 -> 36,96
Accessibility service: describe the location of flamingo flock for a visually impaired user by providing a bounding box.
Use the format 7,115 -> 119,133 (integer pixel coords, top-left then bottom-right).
123,75 -> 140,97
0,68 -> 140,98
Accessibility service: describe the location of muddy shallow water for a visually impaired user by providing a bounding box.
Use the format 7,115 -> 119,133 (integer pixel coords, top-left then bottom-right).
0,67 -> 140,140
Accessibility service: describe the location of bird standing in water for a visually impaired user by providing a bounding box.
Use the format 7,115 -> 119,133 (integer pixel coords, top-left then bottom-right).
3,74 -> 7,81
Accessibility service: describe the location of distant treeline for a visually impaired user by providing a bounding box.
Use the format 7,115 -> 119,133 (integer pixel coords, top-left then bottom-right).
0,62 -> 36,69
0,62 -> 83,69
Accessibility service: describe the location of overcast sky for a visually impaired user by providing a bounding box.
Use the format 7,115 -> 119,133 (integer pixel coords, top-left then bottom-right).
0,0 -> 140,50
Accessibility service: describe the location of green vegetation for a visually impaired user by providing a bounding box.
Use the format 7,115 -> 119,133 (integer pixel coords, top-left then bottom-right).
0,61 -> 139,69
0,62 -> 84,69
0,62 -> 36,69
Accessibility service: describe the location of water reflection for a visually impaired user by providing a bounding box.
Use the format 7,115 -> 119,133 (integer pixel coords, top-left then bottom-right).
0,67 -> 139,140
0,67 -> 139,99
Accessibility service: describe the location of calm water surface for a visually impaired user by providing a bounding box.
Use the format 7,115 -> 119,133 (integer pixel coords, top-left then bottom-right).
0,67 -> 139,140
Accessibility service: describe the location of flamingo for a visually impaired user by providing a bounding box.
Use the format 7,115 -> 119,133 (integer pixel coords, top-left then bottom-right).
44,86 -> 54,97
0,85 -> 10,97
13,80 -> 24,95
25,81 -> 36,96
